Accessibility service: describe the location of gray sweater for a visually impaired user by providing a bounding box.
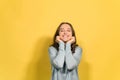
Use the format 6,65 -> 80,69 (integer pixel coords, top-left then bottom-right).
48,41 -> 82,80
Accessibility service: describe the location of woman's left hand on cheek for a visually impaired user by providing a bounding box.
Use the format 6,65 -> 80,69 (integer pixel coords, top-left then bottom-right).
67,37 -> 75,44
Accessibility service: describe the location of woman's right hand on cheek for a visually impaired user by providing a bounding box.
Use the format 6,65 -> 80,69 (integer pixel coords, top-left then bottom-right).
55,36 -> 62,43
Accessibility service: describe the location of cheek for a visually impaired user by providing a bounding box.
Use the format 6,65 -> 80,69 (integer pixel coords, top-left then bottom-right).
68,33 -> 72,37
59,32 -> 64,37
68,36 -> 72,40
59,32 -> 63,36
67,33 -> 72,39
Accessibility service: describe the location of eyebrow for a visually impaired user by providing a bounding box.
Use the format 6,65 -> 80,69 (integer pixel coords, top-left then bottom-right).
67,28 -> 71,30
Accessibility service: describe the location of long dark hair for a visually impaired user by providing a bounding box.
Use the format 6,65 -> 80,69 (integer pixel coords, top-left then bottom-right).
50,22 -> 78,53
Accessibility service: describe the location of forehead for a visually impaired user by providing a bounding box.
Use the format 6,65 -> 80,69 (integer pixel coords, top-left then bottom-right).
60,24 -> 71,29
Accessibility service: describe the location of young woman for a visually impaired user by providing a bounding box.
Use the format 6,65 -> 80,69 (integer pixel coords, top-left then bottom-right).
48,22 -> 82,80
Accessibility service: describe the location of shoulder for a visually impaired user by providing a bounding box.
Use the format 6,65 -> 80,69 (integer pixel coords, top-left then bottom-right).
75,46 -> 82,52
48,46 -> 57,52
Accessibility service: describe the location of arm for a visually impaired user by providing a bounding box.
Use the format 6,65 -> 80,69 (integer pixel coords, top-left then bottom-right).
48,41 -> 65,69
65,42 -> 82,70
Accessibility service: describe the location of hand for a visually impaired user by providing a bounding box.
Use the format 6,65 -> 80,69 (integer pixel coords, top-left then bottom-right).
55,36 -> 62,43
67,37 -> 75,44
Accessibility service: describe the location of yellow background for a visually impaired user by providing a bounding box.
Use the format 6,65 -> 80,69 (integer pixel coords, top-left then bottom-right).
0,0 -> 120,80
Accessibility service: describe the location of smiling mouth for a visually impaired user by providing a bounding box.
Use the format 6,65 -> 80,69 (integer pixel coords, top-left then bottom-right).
62,35 -> 69,37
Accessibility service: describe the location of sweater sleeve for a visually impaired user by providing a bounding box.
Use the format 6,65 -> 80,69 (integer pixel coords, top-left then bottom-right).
65,42 -> 82,70
48,41 -> 65,69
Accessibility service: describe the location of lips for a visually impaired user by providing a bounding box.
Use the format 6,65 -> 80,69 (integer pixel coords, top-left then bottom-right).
62,35 -> 69,40
62,35 -> 69,38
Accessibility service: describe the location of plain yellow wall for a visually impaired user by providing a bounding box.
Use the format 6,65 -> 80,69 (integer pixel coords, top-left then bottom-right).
0,0 -> 120,80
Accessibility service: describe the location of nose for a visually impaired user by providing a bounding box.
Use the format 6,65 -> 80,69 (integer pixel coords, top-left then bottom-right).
64,31 -> 67,35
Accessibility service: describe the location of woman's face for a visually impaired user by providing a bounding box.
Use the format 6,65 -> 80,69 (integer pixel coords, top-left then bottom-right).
59,24 -> 72,42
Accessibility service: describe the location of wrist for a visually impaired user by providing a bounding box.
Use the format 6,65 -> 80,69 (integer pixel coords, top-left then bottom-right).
59,41 -> 65,50
66,41 -> 71,44
66,41 -> 71,47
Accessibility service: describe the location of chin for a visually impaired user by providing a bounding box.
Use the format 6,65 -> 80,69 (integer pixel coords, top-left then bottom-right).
62,40 -> 69,43
63,41 -> 67,43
